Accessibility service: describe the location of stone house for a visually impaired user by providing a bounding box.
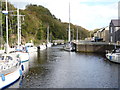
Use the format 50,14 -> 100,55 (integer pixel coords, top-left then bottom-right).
109,19 -> 120,43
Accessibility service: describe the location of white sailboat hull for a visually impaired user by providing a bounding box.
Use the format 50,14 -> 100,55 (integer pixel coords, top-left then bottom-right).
9,47 -> 16,53
27,47 -> 37,53
0,0 -> 22,89
63,46 -> 73,51
38,44 -> 46,50
47,43 -> 52,48
0,50 -> 5,54
0,67 -> 21,89
106,53 -> 120,63
63,42 -> 75,52
16,52 -> 29,74
25,43 -> 38,53
54,43 -> 57,45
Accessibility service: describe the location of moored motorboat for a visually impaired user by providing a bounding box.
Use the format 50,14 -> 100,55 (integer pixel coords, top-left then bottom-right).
106,48 -> 120,63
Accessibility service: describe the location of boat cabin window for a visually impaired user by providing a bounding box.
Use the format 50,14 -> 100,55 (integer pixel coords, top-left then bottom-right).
112,49 -> 120,53
0,56 -> 4,60
116,49 -> 120,53
6,56 -> 13,60
29,45 -> 33,47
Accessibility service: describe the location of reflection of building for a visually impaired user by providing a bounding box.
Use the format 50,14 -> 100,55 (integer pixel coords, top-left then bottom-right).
93,26 -> 109,42
109,19 -> 120,43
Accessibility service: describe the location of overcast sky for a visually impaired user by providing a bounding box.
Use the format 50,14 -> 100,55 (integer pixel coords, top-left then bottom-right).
8,0 -> 119,30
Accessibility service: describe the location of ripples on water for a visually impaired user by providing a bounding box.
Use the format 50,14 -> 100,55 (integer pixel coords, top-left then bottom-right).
11,45 -> 119,88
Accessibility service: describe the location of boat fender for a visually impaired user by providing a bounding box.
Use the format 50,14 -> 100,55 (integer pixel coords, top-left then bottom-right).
19,70 -> 22,76
25,47 -> 28,53
1,74 -> 5,81
21,65 -> 24,71
109,56 -> 112,60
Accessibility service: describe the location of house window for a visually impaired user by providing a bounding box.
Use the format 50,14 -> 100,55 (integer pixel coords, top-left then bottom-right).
110,27 -> 113,33
110,36 -> 113,42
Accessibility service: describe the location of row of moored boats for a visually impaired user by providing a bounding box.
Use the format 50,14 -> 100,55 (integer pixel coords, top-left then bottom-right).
0,42 -> 54,89
0,0 -> 54,88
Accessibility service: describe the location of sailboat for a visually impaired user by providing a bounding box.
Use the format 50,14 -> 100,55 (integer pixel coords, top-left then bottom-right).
63,2 -> 75,51
46,26 -> 52,48
15,8 -> 29,74
0,0 -> 22,89
38,43 -> 46,51
106,45 -> 120,63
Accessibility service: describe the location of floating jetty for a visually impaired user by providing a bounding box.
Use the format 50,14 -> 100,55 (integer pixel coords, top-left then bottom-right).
73,41 -> 120,53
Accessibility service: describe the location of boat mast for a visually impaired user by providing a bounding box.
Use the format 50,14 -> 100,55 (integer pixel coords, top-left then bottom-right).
17,8 -> 20,47
0,0 -> 2,49
68,2 -> 71,42
47,25 -> 49,43
19,14 -> 22,45
16,8 -> 25,46
6,0 -> 9,54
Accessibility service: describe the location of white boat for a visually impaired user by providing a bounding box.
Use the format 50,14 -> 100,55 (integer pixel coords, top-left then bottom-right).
9,47 -> 15,53
15,8 -> 29,74
4,44 -> 16,53
0,1 -> 22,89
63,42 -> 75,52
16,54 -> 29,75
61,42 -> 64,45
54,42 -> 57,45
0,53 -> 22,89
15,51 -> 29,74
46,42 -> 52,48
106,48 -> 120,63
0,50 -> 5,54
38,43 -> 46,50
25,43 -> 37,53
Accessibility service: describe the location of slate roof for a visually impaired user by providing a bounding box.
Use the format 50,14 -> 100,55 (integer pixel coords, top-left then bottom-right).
110,19 -> 120,27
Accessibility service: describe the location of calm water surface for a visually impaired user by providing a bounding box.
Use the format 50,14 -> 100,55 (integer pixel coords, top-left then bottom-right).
14,45 -> 119,88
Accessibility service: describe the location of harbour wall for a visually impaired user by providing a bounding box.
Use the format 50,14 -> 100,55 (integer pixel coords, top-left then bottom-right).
73,41 -> 120,53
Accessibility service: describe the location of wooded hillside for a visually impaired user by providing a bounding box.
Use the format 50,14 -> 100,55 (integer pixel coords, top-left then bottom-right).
1,2 -> 90,45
